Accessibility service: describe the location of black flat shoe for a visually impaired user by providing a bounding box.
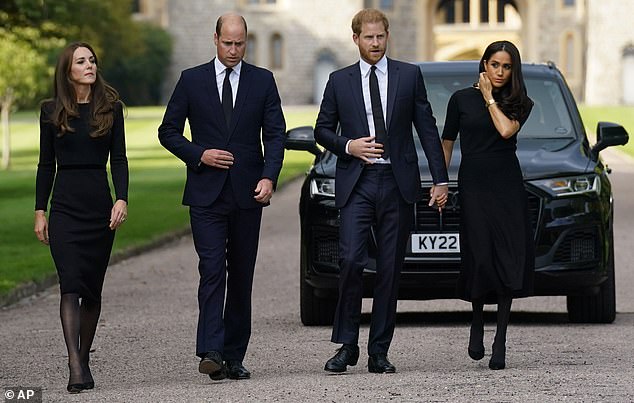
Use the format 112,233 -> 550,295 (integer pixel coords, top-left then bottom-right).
468,347 -> 485,361
489,342 -> 506,370
199,351 -> 223,375
368,353 -> 396,374
67,383 -> 84,394
82,381 -> 94,389
324,344 -> 359,373
226,360 -> 251,380
488,359 -> 506,370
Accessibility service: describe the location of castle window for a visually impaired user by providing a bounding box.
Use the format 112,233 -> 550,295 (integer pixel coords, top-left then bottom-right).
270,33 -> 283,69
246,0 -> 277,5
246,34 -> 257,64
436,0 -> 518,25
563,0 -> 575,6
380,0 -> 394,10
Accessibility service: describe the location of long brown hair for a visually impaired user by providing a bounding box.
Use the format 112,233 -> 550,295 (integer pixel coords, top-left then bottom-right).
49,42 -> 120,138
479,40 -> 533,122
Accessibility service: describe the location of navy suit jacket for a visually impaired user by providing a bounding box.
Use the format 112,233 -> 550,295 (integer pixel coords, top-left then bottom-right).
315,58 -> 448,208
159,60 -> 286,209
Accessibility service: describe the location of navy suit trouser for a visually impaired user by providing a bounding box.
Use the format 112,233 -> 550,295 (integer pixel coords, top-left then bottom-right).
190,177 -> 262,361
332,164 -> 413,355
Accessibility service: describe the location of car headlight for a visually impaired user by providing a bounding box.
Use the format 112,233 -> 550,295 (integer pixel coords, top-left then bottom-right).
310,178 -> 335,198
529,175 -> 600,197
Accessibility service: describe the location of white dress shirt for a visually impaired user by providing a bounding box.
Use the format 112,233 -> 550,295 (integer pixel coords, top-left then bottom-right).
346,56 -> 390,163
214,57 -> 241,107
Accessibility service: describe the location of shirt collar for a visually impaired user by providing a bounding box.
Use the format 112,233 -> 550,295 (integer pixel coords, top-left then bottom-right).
359,56 -> 388,78
214,57 -> 242,77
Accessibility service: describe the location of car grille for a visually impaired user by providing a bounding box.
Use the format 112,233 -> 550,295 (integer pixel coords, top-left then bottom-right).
415,187 -> 541,235
553,228 -> 599,264
312,228 -> 339,266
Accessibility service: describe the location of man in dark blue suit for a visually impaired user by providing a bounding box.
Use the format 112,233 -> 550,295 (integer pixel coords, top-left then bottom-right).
315,8 -> 449,374
158,13 -> 285,381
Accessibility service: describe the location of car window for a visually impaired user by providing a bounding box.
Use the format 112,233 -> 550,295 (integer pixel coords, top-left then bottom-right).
423,73 -> 575,140
523,78 -> 574,139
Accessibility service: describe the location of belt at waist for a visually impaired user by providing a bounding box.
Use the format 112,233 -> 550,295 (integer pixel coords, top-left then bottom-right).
363,163 -> 392,170
58,164 -> 105,170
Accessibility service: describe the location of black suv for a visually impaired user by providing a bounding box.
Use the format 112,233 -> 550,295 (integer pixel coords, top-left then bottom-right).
286,61 -> 628,326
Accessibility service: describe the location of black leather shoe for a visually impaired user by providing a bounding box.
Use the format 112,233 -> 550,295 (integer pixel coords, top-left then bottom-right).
368,353 -> 396,373
199,351 -> 223,375
226,360 -> 251,380
324,344 -> 359,373
209,367 -> 227,381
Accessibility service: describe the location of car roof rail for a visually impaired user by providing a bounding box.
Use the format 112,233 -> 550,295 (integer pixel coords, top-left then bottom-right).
546,60 -> 557,69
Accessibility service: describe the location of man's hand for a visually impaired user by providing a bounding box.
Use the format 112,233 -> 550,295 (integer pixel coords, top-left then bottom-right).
429,184 -> 449,212
254,178 -> 274,204
201,149 -> 234,169
348,136 -> 384,163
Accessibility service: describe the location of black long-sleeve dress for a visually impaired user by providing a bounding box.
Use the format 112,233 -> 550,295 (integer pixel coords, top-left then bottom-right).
35,101 -> 128,302
442,87 -> 534,301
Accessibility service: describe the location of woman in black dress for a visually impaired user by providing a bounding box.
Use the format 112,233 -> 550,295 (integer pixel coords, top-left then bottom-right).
34,42 -> 128,393
441,41 -> 534,370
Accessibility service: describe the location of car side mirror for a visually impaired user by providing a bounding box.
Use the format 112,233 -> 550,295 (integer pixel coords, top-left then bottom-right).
590,122 -> 629,160
285,126 -> 322,156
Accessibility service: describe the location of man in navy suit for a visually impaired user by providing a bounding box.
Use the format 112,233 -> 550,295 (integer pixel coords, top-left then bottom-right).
315,8 -> 449,374
158,13 -> 285,381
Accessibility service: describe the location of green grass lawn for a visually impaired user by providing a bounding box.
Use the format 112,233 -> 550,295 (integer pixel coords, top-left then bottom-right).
1,104 -> 632,298
0,105 -> 317,297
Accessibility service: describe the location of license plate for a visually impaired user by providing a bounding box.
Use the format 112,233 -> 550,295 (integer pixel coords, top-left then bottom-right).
411,233 -> 460,254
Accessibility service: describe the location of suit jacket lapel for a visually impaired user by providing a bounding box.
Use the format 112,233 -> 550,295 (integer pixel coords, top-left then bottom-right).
227,62 -> 251,139
386,58 -> 399,132
204,60 -> 226,129
348,63 -> 371,136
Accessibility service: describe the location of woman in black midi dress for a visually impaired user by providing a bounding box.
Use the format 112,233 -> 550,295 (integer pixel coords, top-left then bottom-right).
34,43 -> 128,393
441,41 -> 534,370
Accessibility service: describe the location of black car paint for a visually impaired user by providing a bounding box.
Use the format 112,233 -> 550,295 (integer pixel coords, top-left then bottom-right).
289,61 -> 628,324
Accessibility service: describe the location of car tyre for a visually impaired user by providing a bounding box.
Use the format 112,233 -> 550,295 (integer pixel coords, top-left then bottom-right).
299,236 -> 337,326
566,227 -> 616,323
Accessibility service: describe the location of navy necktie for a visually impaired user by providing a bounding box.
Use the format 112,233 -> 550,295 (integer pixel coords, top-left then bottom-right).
369,65 -> 388,158
222,67 -> 233,127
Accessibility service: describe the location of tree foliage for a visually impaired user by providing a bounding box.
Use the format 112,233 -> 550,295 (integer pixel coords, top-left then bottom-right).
0,0 -> 172,106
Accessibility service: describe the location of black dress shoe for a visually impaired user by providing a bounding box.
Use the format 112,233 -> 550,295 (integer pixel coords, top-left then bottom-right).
368,353 -> 396,373
324,344 -> 359,373
226,360 -> 251,380
199,351 -> 223,375
209,367 -> 227,381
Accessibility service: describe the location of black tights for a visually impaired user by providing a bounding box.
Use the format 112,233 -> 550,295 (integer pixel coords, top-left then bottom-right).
469,296 -> 513,357
60,293 -> 101,385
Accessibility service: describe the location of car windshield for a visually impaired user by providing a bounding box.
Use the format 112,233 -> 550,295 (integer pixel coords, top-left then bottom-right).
424,74 -> 575,140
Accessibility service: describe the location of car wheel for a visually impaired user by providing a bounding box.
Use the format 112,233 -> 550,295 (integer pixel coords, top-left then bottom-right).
566,227 -> 616,323
300,236 -> 337,326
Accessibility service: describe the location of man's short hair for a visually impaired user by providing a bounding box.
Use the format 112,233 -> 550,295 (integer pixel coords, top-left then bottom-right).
215,14 -> 248,37
351,8 -> 389,35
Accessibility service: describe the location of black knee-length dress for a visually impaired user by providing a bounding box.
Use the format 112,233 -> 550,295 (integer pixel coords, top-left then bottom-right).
442,87 -> 534,301
35,101 -> 128,302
